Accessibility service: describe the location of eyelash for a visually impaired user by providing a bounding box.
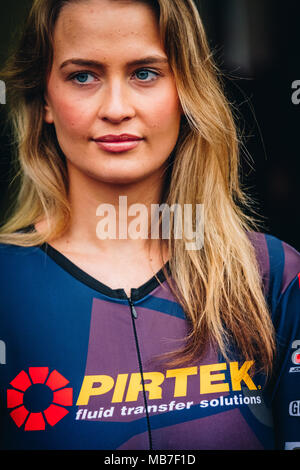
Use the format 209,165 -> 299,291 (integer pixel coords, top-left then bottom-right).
70,72 -> 96,85
133,69 -> 160,82
69,68 -> 160,86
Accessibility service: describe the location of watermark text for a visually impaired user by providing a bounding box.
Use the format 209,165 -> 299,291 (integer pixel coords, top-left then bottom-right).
96,197 -> 204,251
291,80 -> 300,105
0,340 -> 6,365
0,80 -> 6,104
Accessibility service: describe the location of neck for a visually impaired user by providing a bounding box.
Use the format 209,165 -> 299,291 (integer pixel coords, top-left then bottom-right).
45,165 -> 169,260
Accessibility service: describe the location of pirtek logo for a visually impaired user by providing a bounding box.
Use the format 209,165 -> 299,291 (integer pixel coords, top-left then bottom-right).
76,360 -> 257,406
7,361 -> 257,430
7,368 -> 73,431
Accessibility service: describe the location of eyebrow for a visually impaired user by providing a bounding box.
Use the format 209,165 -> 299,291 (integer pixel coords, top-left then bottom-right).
59,56 -> 169,70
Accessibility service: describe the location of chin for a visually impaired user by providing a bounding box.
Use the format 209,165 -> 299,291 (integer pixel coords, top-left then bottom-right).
90,171 -> 147,186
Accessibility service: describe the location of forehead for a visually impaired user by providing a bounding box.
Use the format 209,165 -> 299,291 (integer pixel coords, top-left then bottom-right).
53,0 -> 163,62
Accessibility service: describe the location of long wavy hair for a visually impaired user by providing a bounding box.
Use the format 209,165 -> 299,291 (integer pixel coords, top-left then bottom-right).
0,0 -> 275,374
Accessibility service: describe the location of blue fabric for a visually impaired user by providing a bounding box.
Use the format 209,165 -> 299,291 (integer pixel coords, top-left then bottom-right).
0,233 -> 299,450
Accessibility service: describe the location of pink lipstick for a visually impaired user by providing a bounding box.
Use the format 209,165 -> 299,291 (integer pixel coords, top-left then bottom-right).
93,134 -> 143,153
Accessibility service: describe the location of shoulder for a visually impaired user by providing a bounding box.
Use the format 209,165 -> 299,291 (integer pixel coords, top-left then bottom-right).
246,231 -> 300,306
0,243 -> 41,258
246,232 -> 300,354
0,243 -> 44,276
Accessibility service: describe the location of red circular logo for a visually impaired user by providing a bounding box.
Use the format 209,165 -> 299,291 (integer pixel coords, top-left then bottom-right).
7,367 -> 73,431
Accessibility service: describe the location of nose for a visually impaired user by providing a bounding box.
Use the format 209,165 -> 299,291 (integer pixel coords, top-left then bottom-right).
97,79 -> 136,123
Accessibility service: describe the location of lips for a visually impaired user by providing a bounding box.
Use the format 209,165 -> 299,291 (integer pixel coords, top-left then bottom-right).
93,134 -> 143,153
95,134 -> 143,143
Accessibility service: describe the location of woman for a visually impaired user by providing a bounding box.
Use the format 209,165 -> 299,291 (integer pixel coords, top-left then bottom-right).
0,0 -> 299,450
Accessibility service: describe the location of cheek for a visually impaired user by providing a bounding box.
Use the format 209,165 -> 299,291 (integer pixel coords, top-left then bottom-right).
58,103 -> 88,131
148,99 -> 181,141
47,86 -> 92,136
146,87 -> 181,133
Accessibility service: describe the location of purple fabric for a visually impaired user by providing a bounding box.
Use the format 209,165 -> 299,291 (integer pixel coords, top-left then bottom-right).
281,241 -> 300,293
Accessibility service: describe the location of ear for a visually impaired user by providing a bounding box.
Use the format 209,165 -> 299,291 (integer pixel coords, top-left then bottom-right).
44,95 -> 54,124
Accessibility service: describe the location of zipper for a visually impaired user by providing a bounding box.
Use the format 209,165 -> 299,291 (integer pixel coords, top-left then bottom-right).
127,292 -> 153,450
128,296 -> 138,319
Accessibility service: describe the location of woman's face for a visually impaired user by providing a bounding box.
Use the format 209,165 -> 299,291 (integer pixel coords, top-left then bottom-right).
44,0 -> 182,186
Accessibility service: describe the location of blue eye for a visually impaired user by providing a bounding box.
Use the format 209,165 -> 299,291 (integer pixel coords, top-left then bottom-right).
135,69 -> 158,82
73,72 -> 95,84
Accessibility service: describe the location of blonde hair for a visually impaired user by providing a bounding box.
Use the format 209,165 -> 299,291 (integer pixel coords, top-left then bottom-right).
0,0 -> 275,374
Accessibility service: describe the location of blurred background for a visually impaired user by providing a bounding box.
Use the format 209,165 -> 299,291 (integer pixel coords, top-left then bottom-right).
0,0 -> 299,250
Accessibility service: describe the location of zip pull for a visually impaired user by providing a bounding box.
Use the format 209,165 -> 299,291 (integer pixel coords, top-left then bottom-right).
128,296 -> 138,320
